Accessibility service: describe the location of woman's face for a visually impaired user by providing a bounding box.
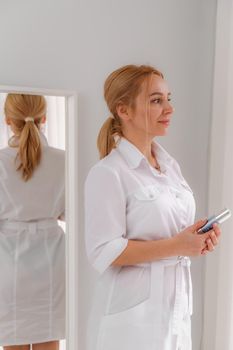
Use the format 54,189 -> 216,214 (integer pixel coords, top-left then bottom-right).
122,74 -> 174,139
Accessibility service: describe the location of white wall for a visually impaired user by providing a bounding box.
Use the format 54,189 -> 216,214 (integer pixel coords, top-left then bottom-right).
0,1 -> 217,349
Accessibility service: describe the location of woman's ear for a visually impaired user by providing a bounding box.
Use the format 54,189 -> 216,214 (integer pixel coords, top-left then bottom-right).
116,103 -> 132,122
41,115 -> 46,124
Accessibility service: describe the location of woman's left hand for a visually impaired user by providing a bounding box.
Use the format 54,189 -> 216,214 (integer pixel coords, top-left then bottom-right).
201,223 -> 221,255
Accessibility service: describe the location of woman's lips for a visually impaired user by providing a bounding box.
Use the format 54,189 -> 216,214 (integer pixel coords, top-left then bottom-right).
158,120 -> 170,126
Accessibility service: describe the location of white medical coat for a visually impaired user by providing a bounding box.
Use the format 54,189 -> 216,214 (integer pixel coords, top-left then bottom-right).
85,137 -> 196,350
0,133 -> 65,346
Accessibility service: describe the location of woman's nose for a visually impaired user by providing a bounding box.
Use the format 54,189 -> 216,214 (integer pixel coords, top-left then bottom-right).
164,101 -> 174,114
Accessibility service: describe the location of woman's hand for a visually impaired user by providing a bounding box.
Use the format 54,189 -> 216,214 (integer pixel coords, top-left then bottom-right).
200,223 -> 221,255
172,219 -> 221,257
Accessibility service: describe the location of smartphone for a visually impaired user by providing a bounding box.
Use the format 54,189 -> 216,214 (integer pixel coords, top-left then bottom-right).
197,208 -> 231,234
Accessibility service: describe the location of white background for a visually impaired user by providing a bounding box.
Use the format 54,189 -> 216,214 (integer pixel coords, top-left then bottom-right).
0,1 -> 217,349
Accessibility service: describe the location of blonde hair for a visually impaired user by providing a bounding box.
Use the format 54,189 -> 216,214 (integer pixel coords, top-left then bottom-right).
4,94 -> 47,181
97,64 -> 164,159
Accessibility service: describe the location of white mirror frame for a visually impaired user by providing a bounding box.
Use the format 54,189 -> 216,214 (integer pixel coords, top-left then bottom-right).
0,85 -> 78,350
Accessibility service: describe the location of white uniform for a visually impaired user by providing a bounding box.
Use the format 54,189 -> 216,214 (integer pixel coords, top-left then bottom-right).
0,133 -> 65,346
85,137 -> 196,350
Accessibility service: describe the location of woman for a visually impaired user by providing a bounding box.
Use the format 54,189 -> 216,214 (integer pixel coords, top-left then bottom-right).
84,65 -> 221,350
0,94 -> 65,350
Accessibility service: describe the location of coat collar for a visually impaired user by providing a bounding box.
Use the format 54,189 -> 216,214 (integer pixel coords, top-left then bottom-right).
116,137 -> 173,170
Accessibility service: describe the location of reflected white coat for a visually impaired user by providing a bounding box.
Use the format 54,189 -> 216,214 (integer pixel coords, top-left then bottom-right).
0,134 -> 65,346
85,138 -> 196,350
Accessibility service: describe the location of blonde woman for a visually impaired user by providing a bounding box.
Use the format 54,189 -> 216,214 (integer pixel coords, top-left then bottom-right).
0,94 -> 65,350
84,65 -> 221,350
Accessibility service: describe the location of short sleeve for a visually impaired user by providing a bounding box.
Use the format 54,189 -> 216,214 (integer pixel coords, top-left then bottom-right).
84,164 -> 128,274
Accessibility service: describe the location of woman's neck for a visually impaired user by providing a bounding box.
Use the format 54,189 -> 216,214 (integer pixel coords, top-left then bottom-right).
122,133 -> 157,167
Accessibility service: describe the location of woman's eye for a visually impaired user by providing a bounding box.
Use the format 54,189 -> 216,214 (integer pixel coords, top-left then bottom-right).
151,97 -> 172,104
151,98 -> 161,104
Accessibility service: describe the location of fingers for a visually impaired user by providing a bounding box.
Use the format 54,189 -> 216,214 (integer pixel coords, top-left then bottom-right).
192,218 -> 208,233
209,230 -> 218,245
201,248 -> 208,255
200,239 -> 213,255
205,223 -> 221,246
201,224 -> 221,255
206,237 -> 215,252
202,231 -> 213,240
213,223 -> 221,238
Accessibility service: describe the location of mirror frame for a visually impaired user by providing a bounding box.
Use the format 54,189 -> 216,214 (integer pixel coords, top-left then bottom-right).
0,85 -> 79,350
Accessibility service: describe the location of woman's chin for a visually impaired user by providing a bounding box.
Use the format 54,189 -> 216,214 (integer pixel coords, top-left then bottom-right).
152,130 -> 168,137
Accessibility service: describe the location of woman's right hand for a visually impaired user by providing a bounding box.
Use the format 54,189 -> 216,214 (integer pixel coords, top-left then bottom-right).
173,219 -> 219,257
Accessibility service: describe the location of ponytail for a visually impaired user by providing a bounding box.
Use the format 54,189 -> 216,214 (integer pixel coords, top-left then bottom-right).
97,116 -> 123,159
16,120 -> 42,181
4,93 -> 46,181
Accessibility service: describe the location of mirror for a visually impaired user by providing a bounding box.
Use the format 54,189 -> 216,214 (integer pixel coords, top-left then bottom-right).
0,92 -> 66,350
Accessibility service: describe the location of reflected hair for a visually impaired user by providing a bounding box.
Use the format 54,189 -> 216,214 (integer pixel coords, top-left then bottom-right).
97,64 -> 164,159
4,94 -> 46,181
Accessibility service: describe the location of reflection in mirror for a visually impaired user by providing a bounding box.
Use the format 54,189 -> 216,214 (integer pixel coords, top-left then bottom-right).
0,93 -> 66,350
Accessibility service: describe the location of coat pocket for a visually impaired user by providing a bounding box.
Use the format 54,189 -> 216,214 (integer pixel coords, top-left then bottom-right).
133,185 -> 162,201
105,264 -> 151,315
